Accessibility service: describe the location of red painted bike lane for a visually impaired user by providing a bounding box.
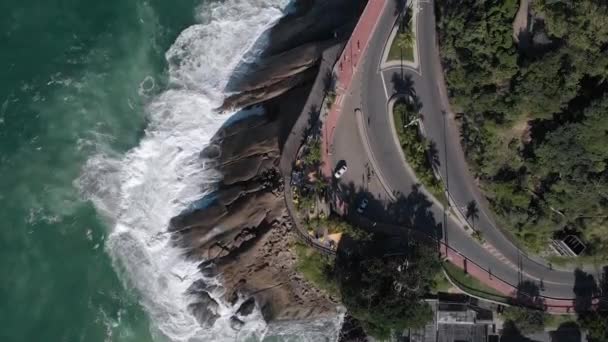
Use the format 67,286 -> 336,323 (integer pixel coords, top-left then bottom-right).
441,244 -> 596,314
321,0 -> 387,177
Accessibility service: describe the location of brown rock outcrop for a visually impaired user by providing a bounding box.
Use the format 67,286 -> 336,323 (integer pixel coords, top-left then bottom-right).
168,0 -> 368,330
219,0 -> 366,112
217,217 -> 338,322
170,106 -> 338,324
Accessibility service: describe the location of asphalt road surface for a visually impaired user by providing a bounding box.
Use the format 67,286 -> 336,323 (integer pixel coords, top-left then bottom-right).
330,0 -> 605,300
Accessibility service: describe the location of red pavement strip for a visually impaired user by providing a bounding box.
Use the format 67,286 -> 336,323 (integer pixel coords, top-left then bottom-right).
322,0 -> 387,177
316,0 -> 599,314
442,245 -> 602,313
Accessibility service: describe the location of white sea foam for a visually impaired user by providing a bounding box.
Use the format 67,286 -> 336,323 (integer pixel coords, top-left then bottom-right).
78,0 -> 346,341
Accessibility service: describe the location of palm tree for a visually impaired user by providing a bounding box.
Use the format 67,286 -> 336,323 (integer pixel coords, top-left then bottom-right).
396,6 -> 414,57
312,176 -> 328,197
396,30 -> 414,51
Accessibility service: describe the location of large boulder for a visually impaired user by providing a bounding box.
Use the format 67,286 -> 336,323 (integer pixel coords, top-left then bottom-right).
187,292 -> 220,328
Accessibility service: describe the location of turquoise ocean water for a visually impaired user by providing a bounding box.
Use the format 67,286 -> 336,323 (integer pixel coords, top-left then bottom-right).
0,0 -> 346,340
0,0 -> 228,341
0,1 -> 197,341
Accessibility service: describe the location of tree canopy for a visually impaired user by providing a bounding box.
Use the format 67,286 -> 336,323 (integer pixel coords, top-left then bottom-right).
501,306 -> 547,334
335,237 -> 441,339
437,0 -> 608,255
579,312 -> 608,342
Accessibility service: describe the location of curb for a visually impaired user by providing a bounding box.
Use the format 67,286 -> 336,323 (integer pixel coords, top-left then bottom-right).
419,119 -> 550,283
379,0 -> 420,70
441,268 -> 511,307
385,95 -> 444,210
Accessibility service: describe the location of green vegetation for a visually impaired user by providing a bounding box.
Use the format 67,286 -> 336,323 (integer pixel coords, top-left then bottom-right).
472,230 -> 484,243
578,312 -> 608,342
388,7 -> 414,62
292,138 -> 327,212
547,254 -> 606,269
303,139 -> 322,166
544,314 -> 576,330
293,177 -> 327,212
501,306 -> 547,334
393,101 -> 446,205
293,188 -> 314,212
294,243 -> 340,298
325,90 -> 336,110
437,0 -> 608,257
388,32 -> 414,62
442,261 -> 508,303
335,238 -> 442,339
431,269 -> 452,293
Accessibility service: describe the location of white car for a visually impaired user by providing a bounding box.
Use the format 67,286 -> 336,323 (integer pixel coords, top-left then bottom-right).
357,198 -> 369,214
334,164 -> 347,178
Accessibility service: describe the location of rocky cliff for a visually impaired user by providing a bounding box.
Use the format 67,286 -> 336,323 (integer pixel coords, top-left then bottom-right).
168,0 -> 367,329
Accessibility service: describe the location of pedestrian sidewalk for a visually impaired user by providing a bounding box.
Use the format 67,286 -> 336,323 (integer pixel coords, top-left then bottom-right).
322,0 -> 388,177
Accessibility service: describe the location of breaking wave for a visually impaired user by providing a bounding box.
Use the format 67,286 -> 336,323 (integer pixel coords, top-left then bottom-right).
74,0 -> 313,340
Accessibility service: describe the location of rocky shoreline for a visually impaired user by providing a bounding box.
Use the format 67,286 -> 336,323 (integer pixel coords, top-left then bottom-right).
167,0 -> 367,332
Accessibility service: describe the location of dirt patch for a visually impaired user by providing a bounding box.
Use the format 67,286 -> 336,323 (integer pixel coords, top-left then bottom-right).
511,116 -> 532,144
512,0 -> 529,43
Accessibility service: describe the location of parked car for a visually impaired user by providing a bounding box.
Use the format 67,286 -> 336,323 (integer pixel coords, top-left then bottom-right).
334,164 -> 347,178
357,198 -> 369,214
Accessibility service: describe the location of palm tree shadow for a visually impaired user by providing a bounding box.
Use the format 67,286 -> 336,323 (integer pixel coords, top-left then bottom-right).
427,140 -> 441,169
392,0 -> 407,17
322,69 -> 337,96
391,72 -> 415,97
332,182 -> 445,288
511,280 -> 544,309
335,181 -> 444,243
301,104 -> 321,145
500,321 -> 535,342
465,200 -> 479,230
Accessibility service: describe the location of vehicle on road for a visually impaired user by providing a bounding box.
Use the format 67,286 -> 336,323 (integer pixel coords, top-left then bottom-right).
334,162 -> 348,178
356,198 -> 369,214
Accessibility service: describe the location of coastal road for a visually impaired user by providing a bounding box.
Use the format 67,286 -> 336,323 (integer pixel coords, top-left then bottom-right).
329,0 -> 605,301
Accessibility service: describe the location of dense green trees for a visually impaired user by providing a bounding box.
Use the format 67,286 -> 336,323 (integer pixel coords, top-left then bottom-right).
437,0 -> 608,255
579,312 -> 608,342
501,307 -> 547,334
335,237 -> 441,339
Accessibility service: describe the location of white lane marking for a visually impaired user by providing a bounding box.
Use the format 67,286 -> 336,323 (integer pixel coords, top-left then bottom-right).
380,70 -> 389,99
382,64 -> 422,76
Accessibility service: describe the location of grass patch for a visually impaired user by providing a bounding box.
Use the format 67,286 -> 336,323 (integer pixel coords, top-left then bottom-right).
431,270 -> 453,294
443,261 -> 509,303
294,243 -> 340,298
393,102 -> 448,206
546,254 -> 607,269
545,314 -> 577,329
388,37 -> 414,62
